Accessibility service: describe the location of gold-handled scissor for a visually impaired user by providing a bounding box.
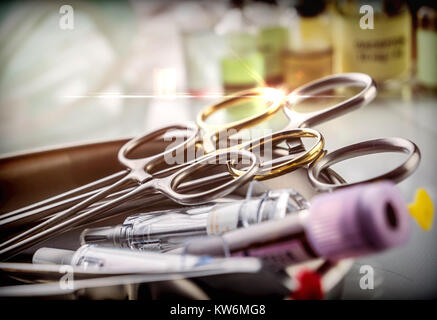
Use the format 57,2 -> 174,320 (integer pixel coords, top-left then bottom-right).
0,73 -> 376,260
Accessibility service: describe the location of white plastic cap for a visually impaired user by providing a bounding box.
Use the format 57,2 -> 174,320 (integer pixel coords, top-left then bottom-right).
32,247 -> 75,265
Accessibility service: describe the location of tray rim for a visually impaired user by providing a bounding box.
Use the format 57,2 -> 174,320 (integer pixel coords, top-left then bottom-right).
0,136 -> 132,161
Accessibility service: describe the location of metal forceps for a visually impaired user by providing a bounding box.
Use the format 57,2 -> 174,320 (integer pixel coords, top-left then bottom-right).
0,89 -> 291,230
1,73 -> 376,227
0,128 -> 260,259
0,73 -> 376,259
0,92 -> 321,260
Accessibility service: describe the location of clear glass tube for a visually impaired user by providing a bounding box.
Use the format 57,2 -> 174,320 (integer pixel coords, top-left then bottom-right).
416,6 -> 437,90
81,189 -> 307,252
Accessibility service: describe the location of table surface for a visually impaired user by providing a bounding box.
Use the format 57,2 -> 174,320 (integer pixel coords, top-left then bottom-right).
3,92 -> 436,299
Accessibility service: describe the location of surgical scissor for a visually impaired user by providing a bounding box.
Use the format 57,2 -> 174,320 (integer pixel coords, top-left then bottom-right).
0,73 -> 377,260
308,137 -> 421,191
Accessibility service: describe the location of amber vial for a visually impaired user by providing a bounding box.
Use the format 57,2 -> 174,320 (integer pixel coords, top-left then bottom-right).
283,48 -> 333,90
282,0 -> 333,90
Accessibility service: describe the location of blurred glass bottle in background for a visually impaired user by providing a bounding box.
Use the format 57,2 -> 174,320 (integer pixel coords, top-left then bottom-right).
215,0 -> 265,95
333,0 -> 412,93
245,0 -> 292,87
416,6 -> 437,91
178,2 -> 227,96
283,0 -> 333,91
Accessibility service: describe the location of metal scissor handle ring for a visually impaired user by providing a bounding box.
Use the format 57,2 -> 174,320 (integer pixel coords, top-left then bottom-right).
162,149 -> 259,205
285,73 -> 377,128
308,137 -> 421,191
227,128 -> 324,180
117,123 -> 199,172
290,72 -> 375,98
196,87 -> 285,133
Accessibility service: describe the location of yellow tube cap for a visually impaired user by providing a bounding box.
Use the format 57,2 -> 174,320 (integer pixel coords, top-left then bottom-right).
408,188 -> 434,231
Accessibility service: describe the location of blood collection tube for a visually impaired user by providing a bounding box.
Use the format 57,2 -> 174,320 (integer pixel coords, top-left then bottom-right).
171,182 -> 411,267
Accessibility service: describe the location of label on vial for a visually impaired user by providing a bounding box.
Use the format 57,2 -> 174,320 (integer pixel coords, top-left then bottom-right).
207,205 -> 240,235
233,239 -> 314,267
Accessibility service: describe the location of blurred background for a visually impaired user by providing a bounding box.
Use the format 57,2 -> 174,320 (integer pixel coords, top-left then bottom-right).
0,0 -> 436,298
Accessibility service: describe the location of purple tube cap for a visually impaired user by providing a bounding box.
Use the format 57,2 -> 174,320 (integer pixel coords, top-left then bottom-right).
306,181 -> 411,260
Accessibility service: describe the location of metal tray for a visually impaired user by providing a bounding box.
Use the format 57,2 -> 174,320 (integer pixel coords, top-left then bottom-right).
0,138 -> 352,299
